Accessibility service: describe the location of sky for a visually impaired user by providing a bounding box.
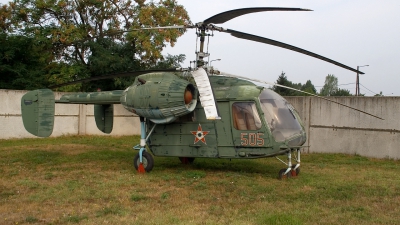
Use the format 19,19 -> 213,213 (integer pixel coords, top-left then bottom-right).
161,0 -> 400,96
1,0 -> 399,96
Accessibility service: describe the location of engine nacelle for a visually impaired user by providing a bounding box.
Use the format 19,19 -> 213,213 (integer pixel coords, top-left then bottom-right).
120,73 -> 198,124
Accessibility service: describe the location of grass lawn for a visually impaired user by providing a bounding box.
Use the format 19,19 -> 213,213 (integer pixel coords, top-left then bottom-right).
0,135 -> 399,225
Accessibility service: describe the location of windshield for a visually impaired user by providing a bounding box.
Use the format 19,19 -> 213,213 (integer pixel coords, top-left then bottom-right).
259,89 -> 303,142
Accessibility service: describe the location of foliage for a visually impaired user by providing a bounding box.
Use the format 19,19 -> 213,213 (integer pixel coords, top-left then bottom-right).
319,74 -> 353,96
273,72 -> 317,96
0,33 -> 53,89
301,80 -> 317,95
0,0 -> 190,91
331,88 -> 352,96
273,72 -> 295,96
320,74 -> 338,96
153,53 -> 186,69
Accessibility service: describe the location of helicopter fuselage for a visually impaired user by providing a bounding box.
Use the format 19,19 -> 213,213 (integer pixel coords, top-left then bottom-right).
120,73 -> 307,159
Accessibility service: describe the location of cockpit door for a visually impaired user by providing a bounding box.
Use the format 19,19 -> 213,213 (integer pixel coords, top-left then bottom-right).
214,102 -> 235,157
230,101 -> 270,149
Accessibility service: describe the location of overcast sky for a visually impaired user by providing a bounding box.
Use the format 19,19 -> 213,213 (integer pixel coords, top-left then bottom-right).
162,0 -> 400,96
1,0 -> 399,96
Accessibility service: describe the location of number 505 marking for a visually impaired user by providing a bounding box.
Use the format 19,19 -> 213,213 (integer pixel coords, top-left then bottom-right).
241,133 -> 264,146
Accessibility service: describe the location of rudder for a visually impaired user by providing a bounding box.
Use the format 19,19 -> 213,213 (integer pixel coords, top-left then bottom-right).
21,89 -> 55,137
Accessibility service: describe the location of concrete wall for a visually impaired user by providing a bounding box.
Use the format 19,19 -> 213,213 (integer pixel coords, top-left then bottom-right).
286,96 -> 400,159
0,89 -> 140,139
1,90 -> 399,159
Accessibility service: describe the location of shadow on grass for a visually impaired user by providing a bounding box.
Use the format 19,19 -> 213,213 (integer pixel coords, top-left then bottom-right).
153,156 -> 280,178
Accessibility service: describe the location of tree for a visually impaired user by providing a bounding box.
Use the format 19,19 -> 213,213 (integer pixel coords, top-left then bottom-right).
301,80 -> 317,95
0,2 -> 13,32
273,72 -> 317,96
0,33 -> 53,89
1,0 -> 190,91
273,72 -> 296,96
319,74 -> 353,96
320,74 -> 338,96
331,88 -> 352,96
153,53 -> 186,69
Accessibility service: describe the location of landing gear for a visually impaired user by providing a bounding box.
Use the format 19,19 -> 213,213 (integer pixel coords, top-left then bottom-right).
278,168 -> 291,179
276,149 -> 301,180
292,165 -> 300,176
132,117 -> 157,173
179,157 -> 195,164
133,151 -> 154,172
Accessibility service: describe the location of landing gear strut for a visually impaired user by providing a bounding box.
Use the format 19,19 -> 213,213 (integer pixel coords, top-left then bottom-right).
276,149 -> 301,180
133,117 -> 156,173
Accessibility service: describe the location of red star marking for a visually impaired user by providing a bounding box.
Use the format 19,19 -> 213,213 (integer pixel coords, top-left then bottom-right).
190,124 -> 210,144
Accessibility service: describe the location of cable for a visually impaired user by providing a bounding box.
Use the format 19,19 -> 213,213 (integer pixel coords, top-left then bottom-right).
338,82 -> 356,86
315,82 -> 356,88
359,83 -> 379,95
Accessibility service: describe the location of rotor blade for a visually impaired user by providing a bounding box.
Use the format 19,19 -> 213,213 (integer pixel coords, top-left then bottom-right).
64,26 -> 188,45
191,68 -> 221,120
221,29 -> 364,74
49,68 -> 183,89
219,71 -> 384,120
128,25 -> 187,31
92,26 -> 187,37
203,7 -> 312,24
108,25 -> 187,36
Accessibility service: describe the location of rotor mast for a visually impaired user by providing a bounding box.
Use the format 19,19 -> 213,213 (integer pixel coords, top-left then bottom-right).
195,24 -> 211,67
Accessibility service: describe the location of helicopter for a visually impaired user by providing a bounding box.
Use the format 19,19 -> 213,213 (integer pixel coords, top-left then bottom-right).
20,7 -> 382,179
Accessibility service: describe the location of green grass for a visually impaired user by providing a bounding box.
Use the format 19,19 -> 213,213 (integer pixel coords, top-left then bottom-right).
0,135 -> 399,224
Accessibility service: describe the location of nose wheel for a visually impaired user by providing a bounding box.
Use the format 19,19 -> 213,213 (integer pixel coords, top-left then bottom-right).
276,149 -> 301,180
133,151 -> 154,173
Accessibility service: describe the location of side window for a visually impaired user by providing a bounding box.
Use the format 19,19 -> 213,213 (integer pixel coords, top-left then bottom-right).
232,102 -> 262,130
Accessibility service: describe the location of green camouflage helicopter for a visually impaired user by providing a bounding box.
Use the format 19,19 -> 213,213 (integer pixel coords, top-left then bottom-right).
21,7 -> 381,179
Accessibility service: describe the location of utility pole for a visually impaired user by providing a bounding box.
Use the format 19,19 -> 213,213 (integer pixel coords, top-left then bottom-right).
356,67 -> 359,95
356,65 -> 369,96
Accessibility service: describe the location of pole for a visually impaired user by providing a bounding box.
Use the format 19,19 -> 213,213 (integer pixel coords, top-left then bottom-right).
356,66 -> 359,96
356,65 -> 369,96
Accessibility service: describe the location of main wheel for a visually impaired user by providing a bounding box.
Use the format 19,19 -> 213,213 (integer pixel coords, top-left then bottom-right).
179,157 -> 195,164
133,151 -> 154,172
278,168 -> 292,180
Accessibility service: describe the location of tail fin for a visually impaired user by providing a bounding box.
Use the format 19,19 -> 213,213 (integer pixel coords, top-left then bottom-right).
21,89 -> 55,137
94,104 -> 114,134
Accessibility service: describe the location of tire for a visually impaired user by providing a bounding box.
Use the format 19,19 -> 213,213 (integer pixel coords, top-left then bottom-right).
278,168 -> 291,180
133,151 -> 154,172
179,157 -> 195,164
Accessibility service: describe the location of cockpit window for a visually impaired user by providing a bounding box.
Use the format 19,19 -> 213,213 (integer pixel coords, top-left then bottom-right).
259,89 -> 303,142
232,102 -> 262,130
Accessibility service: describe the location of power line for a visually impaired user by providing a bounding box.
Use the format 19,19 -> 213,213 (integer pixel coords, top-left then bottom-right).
338,82 -> 356,87
315,82 -> 356,88
359,83 -> 379,95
